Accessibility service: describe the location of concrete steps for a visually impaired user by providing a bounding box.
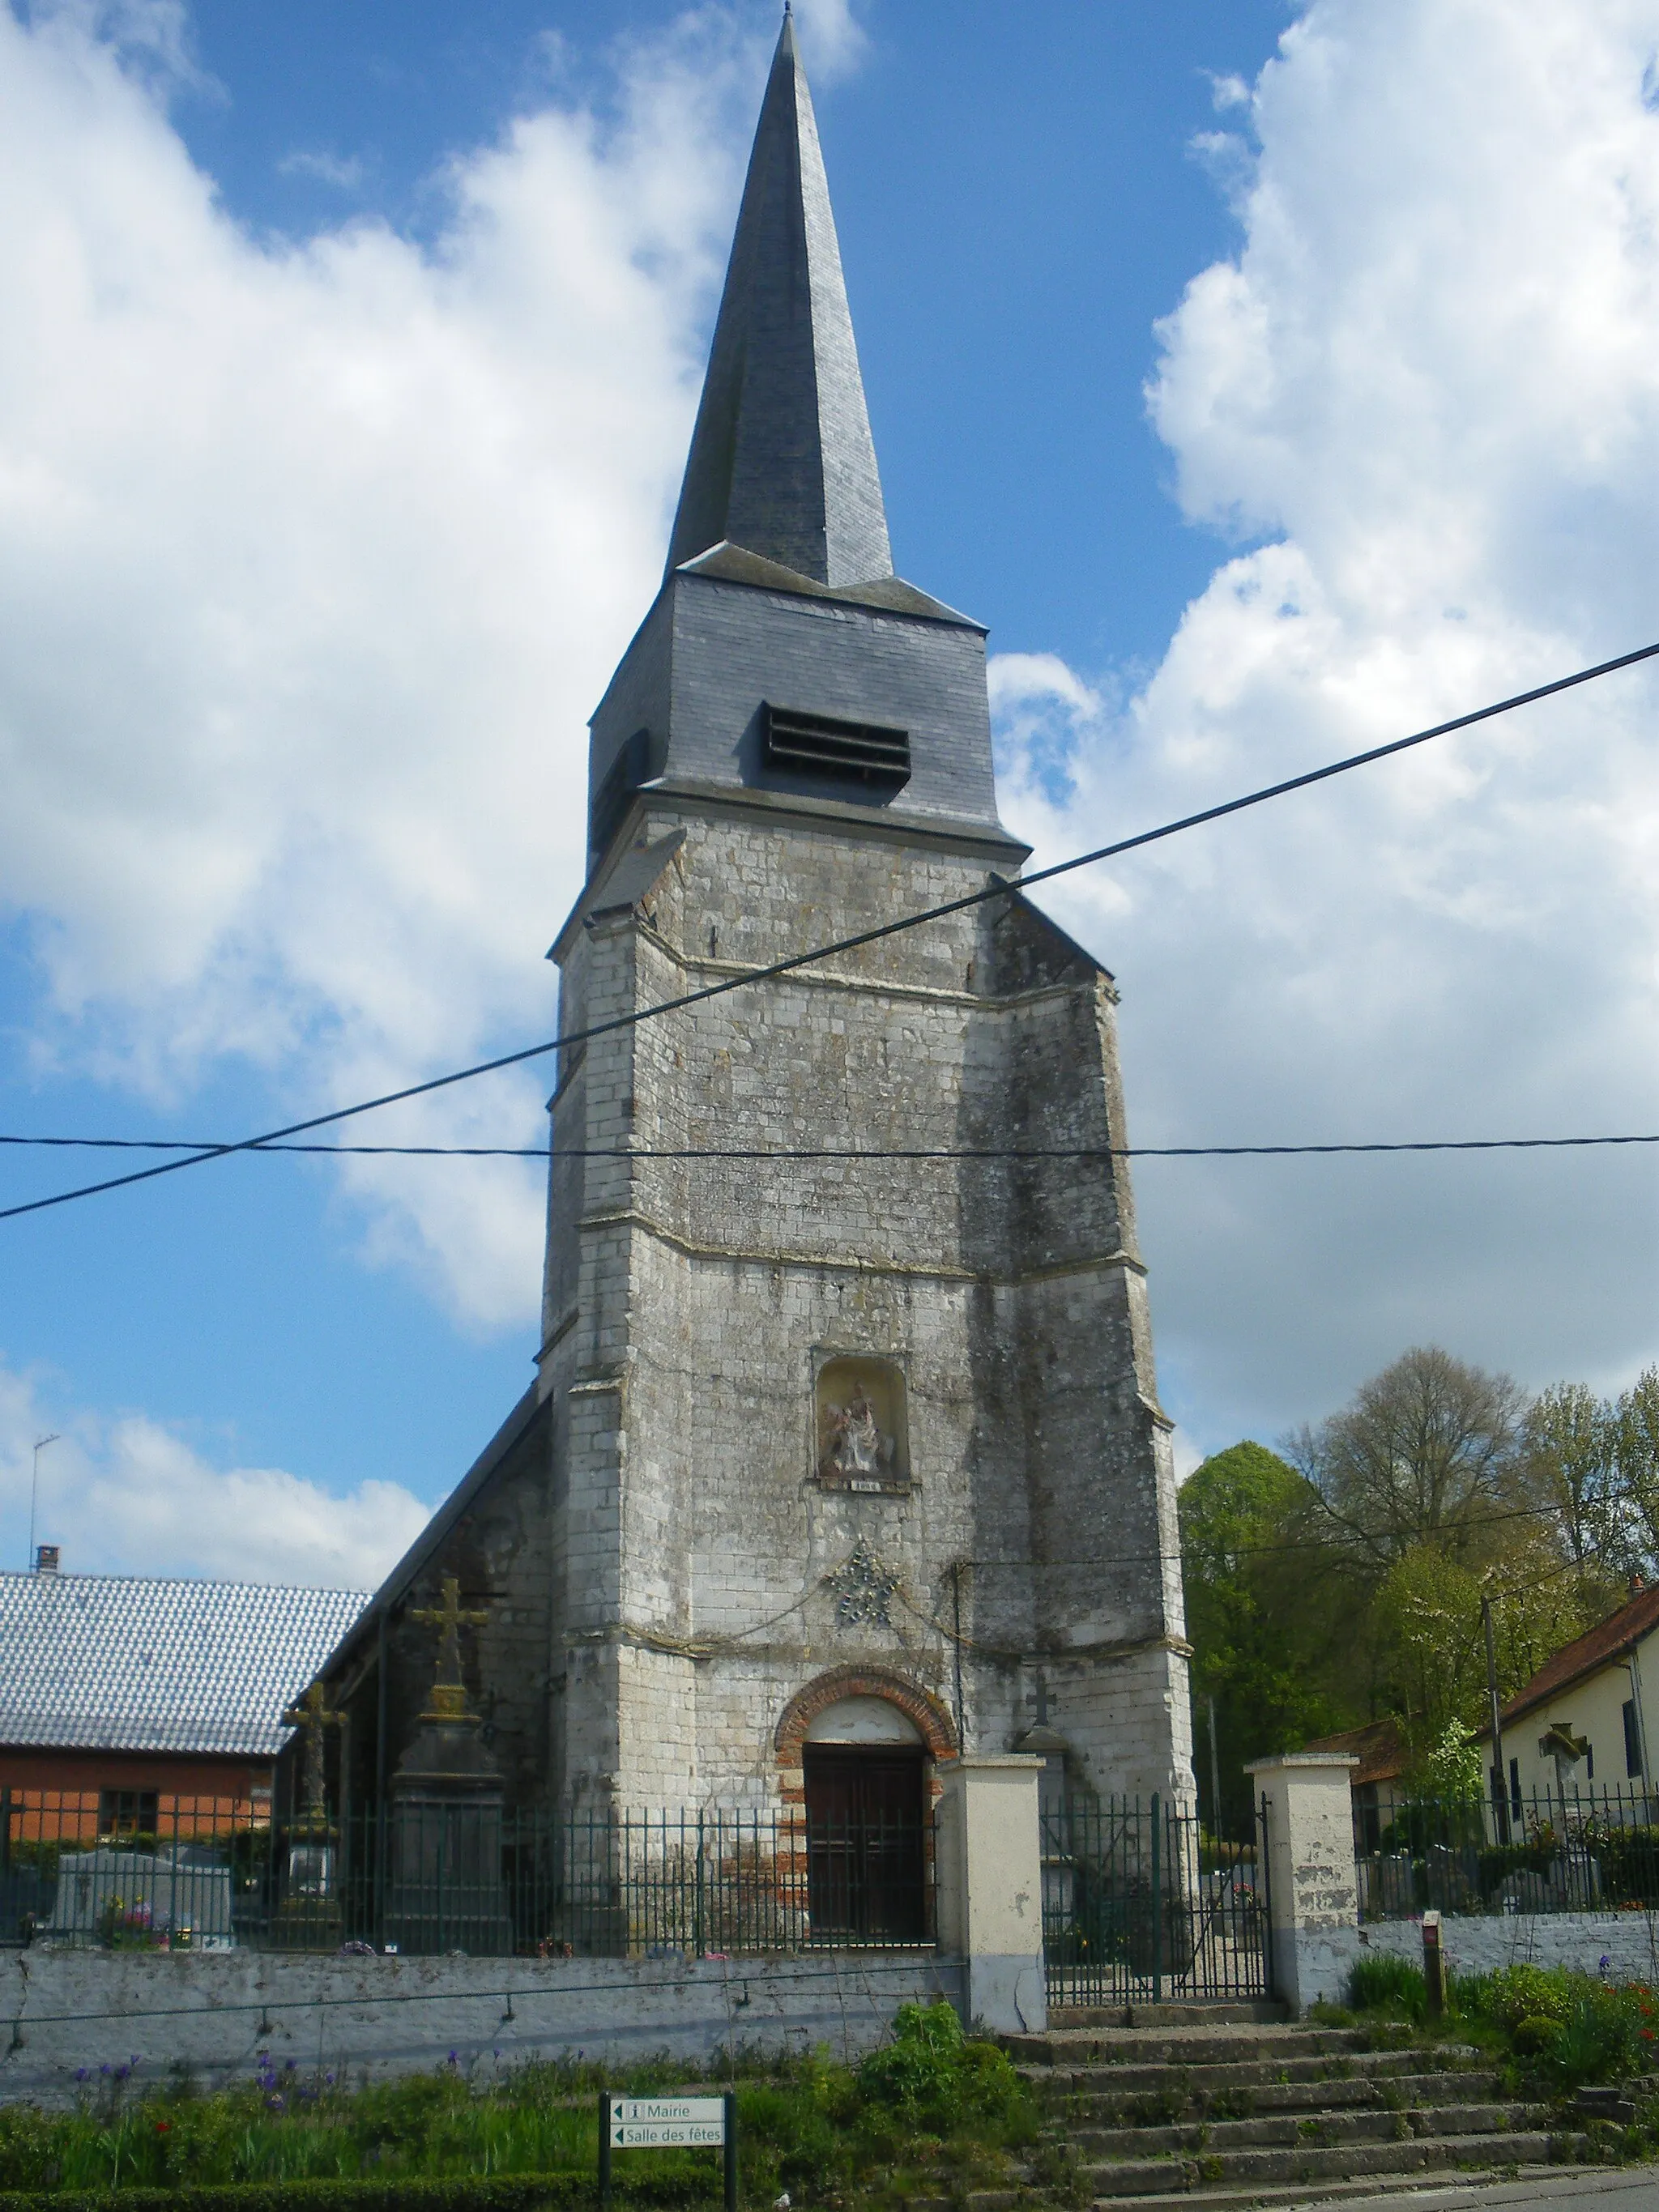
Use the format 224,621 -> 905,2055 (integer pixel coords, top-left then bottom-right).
1000,2004 -> 1586,2207
1056,2068 -> 1504,2125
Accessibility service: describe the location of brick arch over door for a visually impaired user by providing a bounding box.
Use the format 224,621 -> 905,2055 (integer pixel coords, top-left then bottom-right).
774,1665 -> 958,1801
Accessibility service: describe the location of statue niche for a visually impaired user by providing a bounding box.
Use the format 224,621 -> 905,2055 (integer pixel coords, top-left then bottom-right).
815,1356 -> 908,1491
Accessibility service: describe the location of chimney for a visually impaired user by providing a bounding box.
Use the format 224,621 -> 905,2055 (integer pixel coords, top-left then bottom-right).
1631,1571 -> 1646,1598
34,1545 -> 59,1575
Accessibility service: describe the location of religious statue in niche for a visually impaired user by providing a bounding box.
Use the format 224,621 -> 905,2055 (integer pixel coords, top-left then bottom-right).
821,1393 -> 894,1482
814,1355 -> 908,1490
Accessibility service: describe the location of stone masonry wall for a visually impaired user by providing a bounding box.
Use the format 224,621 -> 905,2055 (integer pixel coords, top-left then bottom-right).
335,1399 -> 555,1815
538,800 -> 1193,1813
0,1947 -> 956,2108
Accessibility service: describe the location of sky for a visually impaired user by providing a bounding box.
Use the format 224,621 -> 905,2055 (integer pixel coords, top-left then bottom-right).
2,0 -> 1658,1588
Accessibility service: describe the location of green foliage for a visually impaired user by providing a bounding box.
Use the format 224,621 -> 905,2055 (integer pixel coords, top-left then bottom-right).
1179,1350 -> 1640,1782
1412,1718 -> 1485,1803
1459,1963 -> 1576,2029
0,2189 -> 580,2212
853,2001 -> 1027,2142
1371,1549 -> 1488,1754
1348,1953 -> 1426,2017
1544,1987 -> 1653,2090
1525,1383 -> 1618,1568
1179,1441 -> 1353,1832
1455,1964 -> 1659,2089
0,2010 -> 1033,2208
1592,1824 -> 1659,1906
1343,1951 -> 1659,2093
1615,1367 -> 1659,1574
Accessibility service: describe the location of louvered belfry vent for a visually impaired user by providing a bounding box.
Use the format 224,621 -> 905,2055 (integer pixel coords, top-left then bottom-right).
762,701 -> 911,791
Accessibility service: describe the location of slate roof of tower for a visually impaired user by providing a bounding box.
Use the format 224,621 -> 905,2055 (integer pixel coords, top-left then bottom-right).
666,9 -> 893,589
0,1572 -> 371,1756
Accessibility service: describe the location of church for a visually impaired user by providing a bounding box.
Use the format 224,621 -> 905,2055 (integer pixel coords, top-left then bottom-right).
315,11 -> 1193,1846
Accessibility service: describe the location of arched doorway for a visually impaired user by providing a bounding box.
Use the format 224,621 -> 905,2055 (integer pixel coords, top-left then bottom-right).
799,1693 -> 929,1941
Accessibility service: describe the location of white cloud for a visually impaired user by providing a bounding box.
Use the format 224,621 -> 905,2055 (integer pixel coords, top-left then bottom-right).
15,0 -> 1659,1489
0,1361 -> 429,1585
278,148 -> 364,190
789,0 -> 868,83
0,0 -> 763,1327
993,0 -> 1659,1455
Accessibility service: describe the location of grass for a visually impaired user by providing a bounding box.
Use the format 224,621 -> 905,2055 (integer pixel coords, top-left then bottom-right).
1320,1951 -> 1659,2146
0,2003 -> 1037,2209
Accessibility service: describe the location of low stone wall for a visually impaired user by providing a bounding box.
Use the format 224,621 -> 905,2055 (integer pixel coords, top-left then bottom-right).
1277,1912 -> 1659,2011
0,1947 -> 959,2109
1356,1912 -> 1659,1984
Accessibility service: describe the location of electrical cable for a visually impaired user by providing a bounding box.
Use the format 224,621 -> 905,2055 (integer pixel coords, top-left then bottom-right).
3,639 -> 1653,1228
6,1132 -> 1659,1161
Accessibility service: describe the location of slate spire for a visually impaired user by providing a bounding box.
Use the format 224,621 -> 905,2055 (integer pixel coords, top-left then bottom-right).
665,8 -> 893,588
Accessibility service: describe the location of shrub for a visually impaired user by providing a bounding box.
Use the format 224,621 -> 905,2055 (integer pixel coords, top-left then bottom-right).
1460,1967 -> 1659,2088
1460,1963 -> 1575,2030
1545,1985 -> 1650,2090
855,2001 -> 1027,2137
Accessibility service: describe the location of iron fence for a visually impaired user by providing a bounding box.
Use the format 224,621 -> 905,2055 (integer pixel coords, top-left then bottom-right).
1040,1792 -> 1273,2005
1355,1781 -> 1659,1919
0,1791 -> 933,1957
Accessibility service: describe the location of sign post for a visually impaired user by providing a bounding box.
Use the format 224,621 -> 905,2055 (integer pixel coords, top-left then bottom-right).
599,2091 -> 736,2212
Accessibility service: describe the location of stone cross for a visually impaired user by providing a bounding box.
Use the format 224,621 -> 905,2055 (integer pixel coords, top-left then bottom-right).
411,1575 -> 488,1723
282,1679 -> 343,1820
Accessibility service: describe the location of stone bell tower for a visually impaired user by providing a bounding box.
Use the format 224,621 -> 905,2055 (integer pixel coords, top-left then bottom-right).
537,11 -> 1193,1821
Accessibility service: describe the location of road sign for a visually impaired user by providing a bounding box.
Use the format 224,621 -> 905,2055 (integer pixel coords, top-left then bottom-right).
608,2098 -> 726,2146
599,2090 -> 736,2212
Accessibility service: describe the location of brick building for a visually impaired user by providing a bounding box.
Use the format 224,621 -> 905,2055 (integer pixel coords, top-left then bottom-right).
0,1567 -> 369,1839
316,12 -> 1192,1835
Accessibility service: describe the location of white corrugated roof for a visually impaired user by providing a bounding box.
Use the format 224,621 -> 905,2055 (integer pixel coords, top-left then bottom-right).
0,1572 -> 371,1757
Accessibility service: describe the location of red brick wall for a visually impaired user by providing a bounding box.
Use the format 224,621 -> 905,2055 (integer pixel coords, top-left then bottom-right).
0,1748 -> 272,1840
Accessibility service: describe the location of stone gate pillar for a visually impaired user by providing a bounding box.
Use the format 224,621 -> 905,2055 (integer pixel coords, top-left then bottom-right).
935,1754 -> 1047,2035
1244,1752 -> 1360,2014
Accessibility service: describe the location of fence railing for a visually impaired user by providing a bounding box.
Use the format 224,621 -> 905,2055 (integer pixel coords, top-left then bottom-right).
0,1792 -> 934,1957
1040,1793 -> 1273,2005
1355,1781 -> 1659,1919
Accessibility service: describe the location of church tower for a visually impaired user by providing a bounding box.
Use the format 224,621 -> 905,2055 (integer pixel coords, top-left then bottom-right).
535,14 -> 1194,1820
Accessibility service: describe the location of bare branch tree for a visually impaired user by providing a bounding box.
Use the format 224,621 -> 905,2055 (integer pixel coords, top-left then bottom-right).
1290,1345 -> 1529,1567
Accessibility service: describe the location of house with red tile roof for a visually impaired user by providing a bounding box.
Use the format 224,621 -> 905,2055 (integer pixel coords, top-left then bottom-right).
1473,1578 -> 1659,1815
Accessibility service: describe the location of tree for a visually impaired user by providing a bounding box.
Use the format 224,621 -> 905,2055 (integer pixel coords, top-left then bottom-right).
1369,1545 -> 1487,1751
1523,1381 -> 1617,1567
1290,1346 -> 1529,1567
1179,1442 -> 1356,1835
1614,1367 -> 1659,1575
1415,1718 -> 1485,1803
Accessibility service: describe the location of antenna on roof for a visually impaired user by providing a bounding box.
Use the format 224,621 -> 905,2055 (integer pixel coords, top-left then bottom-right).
28,1434 -> 59,1571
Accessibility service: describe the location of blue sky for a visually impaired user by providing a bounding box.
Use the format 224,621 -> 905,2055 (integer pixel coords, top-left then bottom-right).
173,0 -> 1287,669
3,0 -> 1658,1584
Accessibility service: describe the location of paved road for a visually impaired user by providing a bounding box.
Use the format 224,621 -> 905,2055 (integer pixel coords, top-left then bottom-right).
1320,2170 -> 1659,2212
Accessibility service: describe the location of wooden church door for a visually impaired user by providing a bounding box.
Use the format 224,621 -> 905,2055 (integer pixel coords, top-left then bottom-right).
801,1745 -> 927,1941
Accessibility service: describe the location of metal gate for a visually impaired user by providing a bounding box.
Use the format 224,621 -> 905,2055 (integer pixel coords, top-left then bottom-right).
1041,1793 -> 1273,2005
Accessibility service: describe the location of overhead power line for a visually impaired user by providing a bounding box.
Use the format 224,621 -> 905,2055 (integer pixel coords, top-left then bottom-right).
4,637 -> 1655,1230
5,1132 -> 1659,1161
